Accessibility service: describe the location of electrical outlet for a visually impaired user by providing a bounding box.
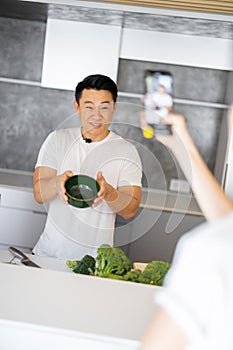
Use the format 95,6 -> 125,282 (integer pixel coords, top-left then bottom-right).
169,179 -> 190,193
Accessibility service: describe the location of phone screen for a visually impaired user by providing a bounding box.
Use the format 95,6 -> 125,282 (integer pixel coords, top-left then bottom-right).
141,70 -> 174,137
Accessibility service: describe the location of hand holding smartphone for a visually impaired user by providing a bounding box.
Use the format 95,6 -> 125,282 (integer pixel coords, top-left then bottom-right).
141,70 -> 174,138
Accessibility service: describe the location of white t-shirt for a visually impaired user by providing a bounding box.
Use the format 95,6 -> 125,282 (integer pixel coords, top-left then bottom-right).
33,128 -> 142,259
155,212 -> 233,350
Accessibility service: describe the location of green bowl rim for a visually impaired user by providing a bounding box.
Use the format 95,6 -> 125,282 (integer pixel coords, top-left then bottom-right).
66,191 -> 98,202
65,175 -> 100,202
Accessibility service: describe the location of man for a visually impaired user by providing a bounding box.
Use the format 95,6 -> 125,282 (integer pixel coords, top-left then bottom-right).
33,74 -> 142,259
141,109 -> 233,349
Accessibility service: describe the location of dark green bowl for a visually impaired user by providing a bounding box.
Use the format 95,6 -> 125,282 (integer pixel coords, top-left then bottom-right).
65,175 -> 100,208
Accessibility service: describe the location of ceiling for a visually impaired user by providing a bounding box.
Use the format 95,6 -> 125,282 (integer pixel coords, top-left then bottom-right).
0,0 -> 233,22
99,0 -> 233,15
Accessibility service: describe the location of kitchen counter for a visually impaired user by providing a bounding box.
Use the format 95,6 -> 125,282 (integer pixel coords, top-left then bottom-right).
0,249 -> 70,271
0,250 -> 158,350
0,168 -> 34,189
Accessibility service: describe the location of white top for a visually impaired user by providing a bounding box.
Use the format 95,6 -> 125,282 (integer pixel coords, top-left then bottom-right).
155,212 -> 233,350
33,128 -> 142,259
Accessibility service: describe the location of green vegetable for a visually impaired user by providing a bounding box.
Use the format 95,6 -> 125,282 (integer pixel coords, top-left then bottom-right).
139,260 -> 171,286
95,244 -> 132,277
124,269 -> 142,282
66,259 -> 80,270
66,246 -> 171,287
99,273 -> 125,280
66,254 -> 96,275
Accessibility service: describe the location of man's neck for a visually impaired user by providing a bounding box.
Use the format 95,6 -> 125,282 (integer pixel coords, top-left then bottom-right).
81,128 -> 110,142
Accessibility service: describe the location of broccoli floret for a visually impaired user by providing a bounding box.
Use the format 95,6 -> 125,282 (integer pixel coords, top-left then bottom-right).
95,244 -> 132,277
66,259 -> 81,270
80,255 -> 96,274
66,254 -> 96,275
99,273 -> 125,280
124,269 -> 142,283
139,260 -> 171,286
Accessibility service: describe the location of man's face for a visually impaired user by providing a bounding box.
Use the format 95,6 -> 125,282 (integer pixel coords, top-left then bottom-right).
74,89 -> 117,141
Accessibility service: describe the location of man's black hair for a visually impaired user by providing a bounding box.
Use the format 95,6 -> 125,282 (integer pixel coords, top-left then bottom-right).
75,74 -> 118,104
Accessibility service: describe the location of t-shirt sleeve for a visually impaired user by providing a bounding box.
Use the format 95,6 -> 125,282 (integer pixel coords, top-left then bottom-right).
35,131 -> 58,170
118,145 -> 142,187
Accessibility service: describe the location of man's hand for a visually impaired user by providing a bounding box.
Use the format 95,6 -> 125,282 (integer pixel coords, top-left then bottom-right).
92,171 -> 141,220
92,171 -> 117,208
33,166 -> 73,204
56,170 -> 74,204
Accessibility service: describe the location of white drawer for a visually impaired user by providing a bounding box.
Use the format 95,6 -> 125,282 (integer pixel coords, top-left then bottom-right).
0,186 -> 45,213
0,206 -> 46,249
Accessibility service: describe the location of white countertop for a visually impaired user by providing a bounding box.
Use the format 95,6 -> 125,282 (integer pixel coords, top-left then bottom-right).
0,168 -> 34,189
0,250 -> 159,350
0,249 -> 69,272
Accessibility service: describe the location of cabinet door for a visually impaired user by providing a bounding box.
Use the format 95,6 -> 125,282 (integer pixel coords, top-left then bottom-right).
125,208 -> 205,263
215,102 -> 233,201
224,106 -> 233,201
120,28 -> 233,70
42,19 -> 122,90
0,186 -> 45,212
0,206 -> 46,249
0,186 -> 47,250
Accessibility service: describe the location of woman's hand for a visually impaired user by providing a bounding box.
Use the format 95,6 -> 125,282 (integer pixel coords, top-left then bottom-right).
156,113 -> 188,145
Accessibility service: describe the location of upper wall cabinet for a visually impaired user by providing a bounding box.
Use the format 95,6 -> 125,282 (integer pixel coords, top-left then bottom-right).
41,18 -> 122,90
120,28 -> 233,71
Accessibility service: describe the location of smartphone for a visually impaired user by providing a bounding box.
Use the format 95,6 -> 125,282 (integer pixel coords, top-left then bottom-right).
141,70 -> 174,137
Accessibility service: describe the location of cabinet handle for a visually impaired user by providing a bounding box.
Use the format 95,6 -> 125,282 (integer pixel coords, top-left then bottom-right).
223,163 -> 228,190
32,210 -> 47,215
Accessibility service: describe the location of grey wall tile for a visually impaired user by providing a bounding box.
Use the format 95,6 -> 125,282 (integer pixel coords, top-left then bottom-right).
0,82 -> 78,171
0,0 -> 48,22
173,103 -> 223,172
123,12 -> 233,39
0,17 -> 46,81
117,59 -> 229,103
48,4 -> 123,26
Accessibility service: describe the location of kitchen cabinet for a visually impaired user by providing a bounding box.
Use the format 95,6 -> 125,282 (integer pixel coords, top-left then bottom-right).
120,28 -> 233,70
41,16 -> 233,93
115,206 -> 205,263
224,118 -> 233,201
0,185 -> 47,250
41,18 -> 122,90
214,73 -> 233,201
127,208 -> 205,263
